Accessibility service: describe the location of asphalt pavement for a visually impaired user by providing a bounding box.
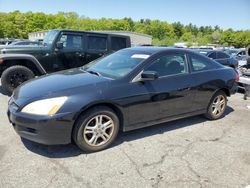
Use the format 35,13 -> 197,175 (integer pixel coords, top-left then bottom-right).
0,84 -> 250,188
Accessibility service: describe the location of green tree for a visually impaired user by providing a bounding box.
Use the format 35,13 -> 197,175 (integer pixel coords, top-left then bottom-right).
185,23 -> 199,36
221,29 -> 235,46
180,32 -> 193,42
212,30 -> 221,44
172,22 -> 184,38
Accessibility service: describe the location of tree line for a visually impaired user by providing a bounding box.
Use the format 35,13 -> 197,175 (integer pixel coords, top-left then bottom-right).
0,11 -> 249,48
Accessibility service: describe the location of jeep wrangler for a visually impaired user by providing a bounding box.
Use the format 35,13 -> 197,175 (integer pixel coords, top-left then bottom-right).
0,29 -> 131,93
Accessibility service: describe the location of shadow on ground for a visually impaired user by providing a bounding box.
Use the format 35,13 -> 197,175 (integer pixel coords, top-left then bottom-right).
22,106 -> 234,158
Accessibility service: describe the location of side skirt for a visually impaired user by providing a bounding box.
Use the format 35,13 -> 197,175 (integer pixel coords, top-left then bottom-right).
123,109 -> 207,132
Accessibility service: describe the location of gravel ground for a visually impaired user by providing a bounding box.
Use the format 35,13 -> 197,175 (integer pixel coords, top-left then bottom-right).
0,85 -> 250,188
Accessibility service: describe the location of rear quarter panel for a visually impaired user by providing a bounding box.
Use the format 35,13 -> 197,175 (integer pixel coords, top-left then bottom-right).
190,67 -> 236,111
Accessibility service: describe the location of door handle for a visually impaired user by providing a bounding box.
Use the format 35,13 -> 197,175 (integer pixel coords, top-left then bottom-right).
42,53 -> 50,57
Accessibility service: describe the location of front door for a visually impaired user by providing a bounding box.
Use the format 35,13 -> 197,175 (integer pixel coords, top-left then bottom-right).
55,32 -> 86,70
127,52 -> 195,126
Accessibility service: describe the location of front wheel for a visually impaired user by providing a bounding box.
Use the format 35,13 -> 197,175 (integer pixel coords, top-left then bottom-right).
1,65 -> 35,94
73,106 -> 119,152
205,91 -> 227,120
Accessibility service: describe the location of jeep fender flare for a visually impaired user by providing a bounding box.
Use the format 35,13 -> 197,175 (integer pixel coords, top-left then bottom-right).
0,54 -> 47,74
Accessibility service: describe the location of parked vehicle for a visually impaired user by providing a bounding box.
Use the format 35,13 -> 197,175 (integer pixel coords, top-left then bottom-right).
225,48 -> 247,62
0,38 -> 16,45
8,47 -> 238,152
0,29 -> 131,93
0,38 -> 7,45
237,62 -> 250,99
4,38 -> 16,45
196,49 -> 239,69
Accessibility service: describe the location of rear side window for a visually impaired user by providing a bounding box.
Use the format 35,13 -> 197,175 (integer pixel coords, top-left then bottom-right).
88,36 -> 107,50
208,52 -> 216,59
190,53 -> 221,72
111,37 -> 127,51
59,34 -> 83,49
217,52 -> 230,59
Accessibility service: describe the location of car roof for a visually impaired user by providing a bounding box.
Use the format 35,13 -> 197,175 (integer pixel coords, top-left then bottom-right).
49,29 -> 130,38
121,46 -> 194,55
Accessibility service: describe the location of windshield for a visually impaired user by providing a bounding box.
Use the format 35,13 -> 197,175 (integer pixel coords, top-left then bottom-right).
43,30 -> 59,47
84,50 -> 151,79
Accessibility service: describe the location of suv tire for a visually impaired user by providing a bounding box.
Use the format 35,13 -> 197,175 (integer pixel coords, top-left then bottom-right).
1,65 -> 35,94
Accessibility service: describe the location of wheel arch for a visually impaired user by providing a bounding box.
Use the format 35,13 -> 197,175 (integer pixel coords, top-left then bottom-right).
220,88 -> 230,97
0,55 -> 46,76
206,88 -> 229,110
72,102 -> 125,134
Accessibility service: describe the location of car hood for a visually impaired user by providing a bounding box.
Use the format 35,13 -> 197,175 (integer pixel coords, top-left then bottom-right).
0,45 -> 45,54
13,67 -> 111,102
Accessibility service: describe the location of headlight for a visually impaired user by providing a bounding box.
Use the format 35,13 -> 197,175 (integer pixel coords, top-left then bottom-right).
21,97 -> 68,115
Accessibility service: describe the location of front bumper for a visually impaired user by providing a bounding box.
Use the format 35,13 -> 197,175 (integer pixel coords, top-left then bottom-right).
7,105 -> 75,145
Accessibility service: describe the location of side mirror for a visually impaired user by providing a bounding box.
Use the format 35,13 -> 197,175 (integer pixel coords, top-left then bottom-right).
141,71 -> 159,81
56,42 -> 64,49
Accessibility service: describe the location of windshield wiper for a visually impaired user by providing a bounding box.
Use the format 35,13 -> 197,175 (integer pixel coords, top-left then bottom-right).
86,70 -> 102,76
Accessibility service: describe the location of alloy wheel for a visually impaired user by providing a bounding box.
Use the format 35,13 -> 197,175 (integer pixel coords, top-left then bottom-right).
211,95 -> 226,117
83,115 -> 115,147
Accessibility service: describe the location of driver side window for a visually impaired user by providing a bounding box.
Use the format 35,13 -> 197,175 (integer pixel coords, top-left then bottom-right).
58,34 -> 83,49
145,53 -> 188,77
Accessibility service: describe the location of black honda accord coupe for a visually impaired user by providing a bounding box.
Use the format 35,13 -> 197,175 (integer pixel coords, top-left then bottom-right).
8,47 -> 238,152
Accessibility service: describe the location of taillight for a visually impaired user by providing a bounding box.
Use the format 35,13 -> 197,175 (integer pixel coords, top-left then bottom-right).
235,73 -> 240,82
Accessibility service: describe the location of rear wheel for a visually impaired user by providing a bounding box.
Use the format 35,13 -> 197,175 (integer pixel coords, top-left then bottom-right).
1,65 -> 35,94
205,91 -> 227,120
73,106 -> 119,152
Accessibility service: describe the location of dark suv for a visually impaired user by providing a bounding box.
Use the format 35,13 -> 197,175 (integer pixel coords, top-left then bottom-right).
0,29 -> 131,93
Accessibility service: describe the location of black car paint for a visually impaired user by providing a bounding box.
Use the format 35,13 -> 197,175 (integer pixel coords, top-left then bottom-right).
8,47 -> 237,145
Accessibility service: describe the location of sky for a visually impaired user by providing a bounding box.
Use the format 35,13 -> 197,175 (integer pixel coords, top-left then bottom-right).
0,0 -> 249,30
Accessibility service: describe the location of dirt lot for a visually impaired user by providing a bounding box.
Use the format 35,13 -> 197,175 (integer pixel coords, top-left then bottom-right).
0,85 -> 250,188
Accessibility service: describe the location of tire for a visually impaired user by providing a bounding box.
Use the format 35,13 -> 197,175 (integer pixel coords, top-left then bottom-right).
73,106 -> 120,152
205,91 -> 227,120
1,65 -> 35,94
